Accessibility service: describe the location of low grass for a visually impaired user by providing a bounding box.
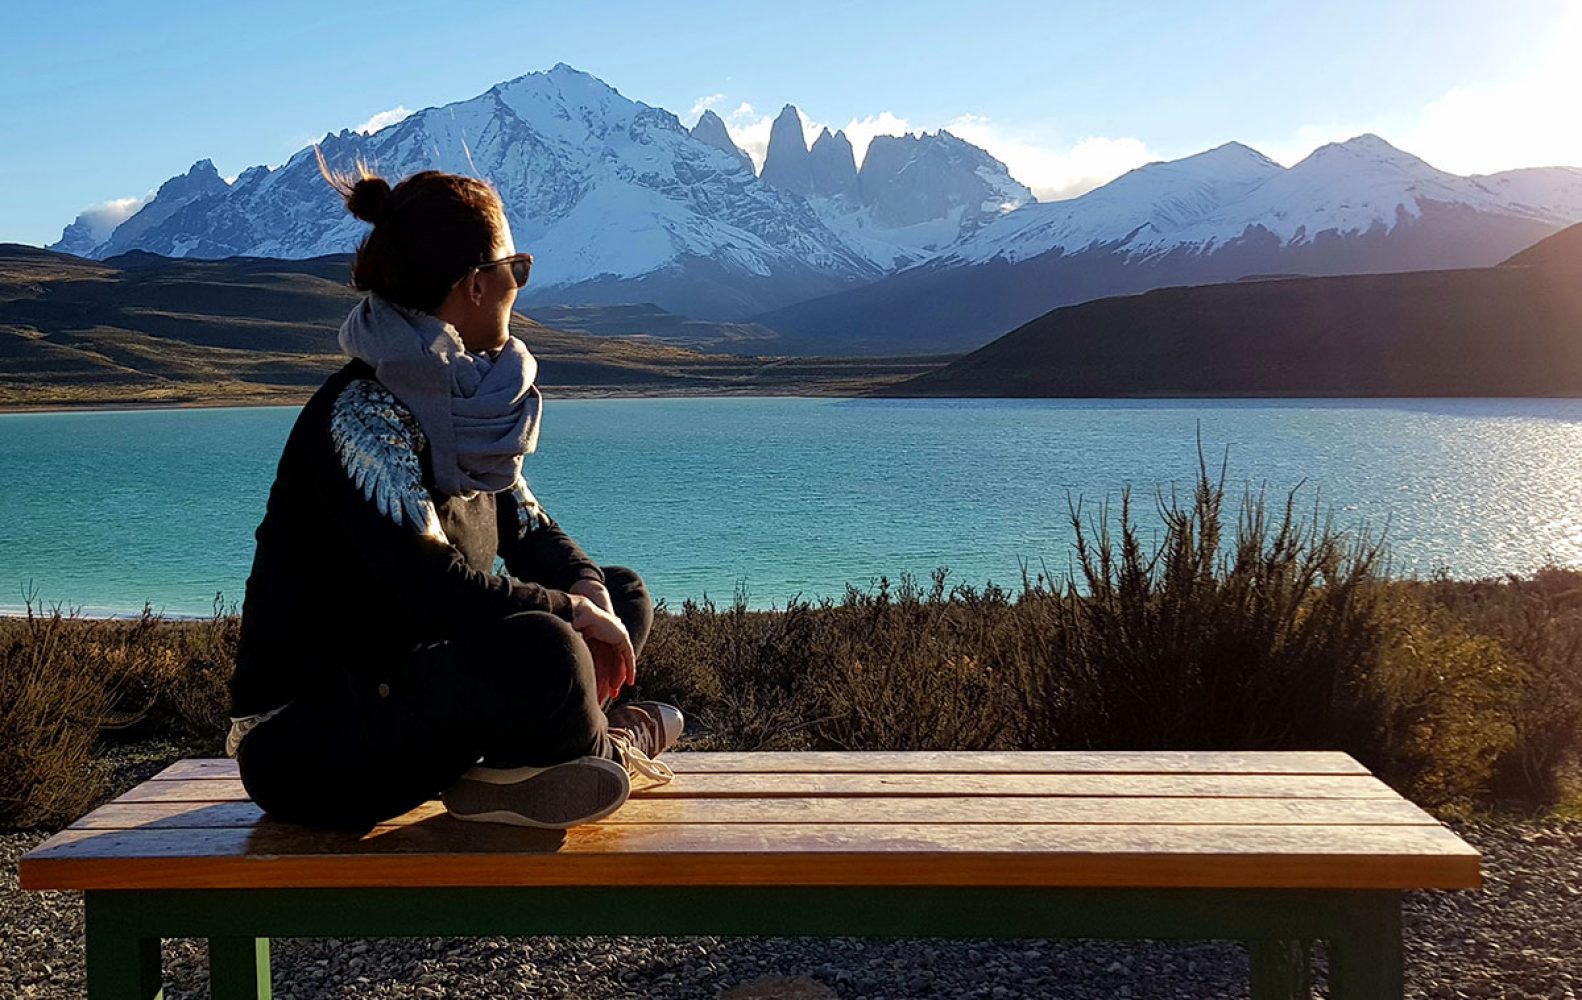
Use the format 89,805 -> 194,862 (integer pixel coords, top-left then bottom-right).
3,464 -> 1579,830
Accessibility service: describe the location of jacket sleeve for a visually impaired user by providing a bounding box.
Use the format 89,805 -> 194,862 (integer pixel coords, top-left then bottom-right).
328,378 -> 575,633
495,473 -> 606,590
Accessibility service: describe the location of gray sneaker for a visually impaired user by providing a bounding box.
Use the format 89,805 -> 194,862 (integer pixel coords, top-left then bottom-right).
605,701 -> 685,756
440,755 -> 631,829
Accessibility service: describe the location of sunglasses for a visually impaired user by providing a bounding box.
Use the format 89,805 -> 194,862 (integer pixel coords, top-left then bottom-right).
474,251 -> 533,288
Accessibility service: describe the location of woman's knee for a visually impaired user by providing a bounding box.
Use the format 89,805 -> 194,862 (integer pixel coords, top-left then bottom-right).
481,610 -> 599,706
470,610 -> 607,767
599,565 -> 653,653
601,564 -> 647,596
494,608 -> 584,651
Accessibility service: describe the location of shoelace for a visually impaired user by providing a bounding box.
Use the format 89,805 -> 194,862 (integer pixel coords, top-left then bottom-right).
607,727 -> 676,784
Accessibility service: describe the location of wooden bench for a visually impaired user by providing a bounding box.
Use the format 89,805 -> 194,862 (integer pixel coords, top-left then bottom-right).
19,750 -> 1480,1000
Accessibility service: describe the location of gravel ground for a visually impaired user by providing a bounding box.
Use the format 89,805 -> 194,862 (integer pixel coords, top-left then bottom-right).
3,819 -> 1579,1000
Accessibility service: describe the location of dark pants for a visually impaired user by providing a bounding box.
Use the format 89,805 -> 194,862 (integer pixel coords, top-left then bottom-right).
237,565 -> 653,829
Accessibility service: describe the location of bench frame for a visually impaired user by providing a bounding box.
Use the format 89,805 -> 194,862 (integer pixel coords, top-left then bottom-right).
84,884 -> 1403,1000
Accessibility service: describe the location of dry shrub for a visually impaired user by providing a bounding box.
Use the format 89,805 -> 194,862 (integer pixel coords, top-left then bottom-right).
638,572 -> 1022,753
94,594 -> 239,740
0,591 -> 238,829
1025,454 -> 1385,755
1367,590 -> 1523,812
637,459 -> 1578,816
0,600 -> 112,829
804,572 -> 1021,751
639,586 -> 830,750
1405,567 -> 1582,806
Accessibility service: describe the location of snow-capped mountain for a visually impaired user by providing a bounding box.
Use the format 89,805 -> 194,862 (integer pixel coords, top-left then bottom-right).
939,135 -> 1582,268
52,159 -> 230,257
52,69 -> 1034,321
51,65 -> 885,319
757,134 -> 1582,354
48,67 -> 1582,348
939,141 -> 1284,266
756,105 -> 1034,269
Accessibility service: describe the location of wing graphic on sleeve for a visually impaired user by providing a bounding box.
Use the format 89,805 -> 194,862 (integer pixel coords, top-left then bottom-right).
329,378 -> 450,544
510,474 -> 547,537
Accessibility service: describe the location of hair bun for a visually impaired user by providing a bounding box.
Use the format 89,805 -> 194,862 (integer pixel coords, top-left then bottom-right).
346,176 -> 393,225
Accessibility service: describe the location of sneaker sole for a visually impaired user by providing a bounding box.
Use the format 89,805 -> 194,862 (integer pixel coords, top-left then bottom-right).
441,755 -> 632,829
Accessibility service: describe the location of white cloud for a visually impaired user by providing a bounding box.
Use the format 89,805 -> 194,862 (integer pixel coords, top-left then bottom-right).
942,114 -> 1156,201
353,105 -> 414,136
686,93 -> 725,126
1258,7 -> 1582,176
841,112 -> 913,168
1398,58 -> 1582,174
71,193 -> 154,243
1403,3 -> 1582,174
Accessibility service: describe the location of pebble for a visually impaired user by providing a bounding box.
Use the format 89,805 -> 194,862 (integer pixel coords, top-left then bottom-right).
2,819 -> 1578,998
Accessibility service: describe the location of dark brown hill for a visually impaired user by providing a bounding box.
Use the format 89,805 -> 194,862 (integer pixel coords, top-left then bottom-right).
1503,220 -> 1582,268
0,246 -> 942,409
880,224 -> 1582,397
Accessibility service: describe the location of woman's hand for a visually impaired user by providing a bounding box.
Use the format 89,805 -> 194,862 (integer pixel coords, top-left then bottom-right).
569,593 -> 635,703
568,578 -> 614,615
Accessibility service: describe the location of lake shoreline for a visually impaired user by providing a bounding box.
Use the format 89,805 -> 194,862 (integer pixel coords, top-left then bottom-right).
0,385 -> 870,415
15,390 -> 1582,416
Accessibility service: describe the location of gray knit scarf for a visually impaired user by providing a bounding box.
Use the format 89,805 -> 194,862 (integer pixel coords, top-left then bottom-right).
337,291 -> 542,499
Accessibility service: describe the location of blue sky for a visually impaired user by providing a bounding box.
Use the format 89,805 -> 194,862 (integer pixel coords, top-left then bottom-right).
3,0 -> 1578,247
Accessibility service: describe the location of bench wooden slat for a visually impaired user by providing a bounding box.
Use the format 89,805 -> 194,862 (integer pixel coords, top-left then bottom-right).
631,773 -> 1402,799
68,795 -> 1441,831
114,772 -> 1401,804
149,750 -> 1371,781
20,821 -> 1480,891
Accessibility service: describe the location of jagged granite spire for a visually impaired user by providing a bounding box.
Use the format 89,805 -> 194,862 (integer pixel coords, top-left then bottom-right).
690,109 -> 754,174
809,128 -> 860,202
760,104 -> 813,195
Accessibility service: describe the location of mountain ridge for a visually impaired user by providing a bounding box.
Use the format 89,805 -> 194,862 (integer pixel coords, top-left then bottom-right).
45,68 -> 1582,352
878,220 -> 1582,397
49,70 -> 1026,321
759,133 -> 1582,354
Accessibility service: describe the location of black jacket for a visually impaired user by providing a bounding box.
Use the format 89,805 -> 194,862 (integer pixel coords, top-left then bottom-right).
228,358 -> 603,717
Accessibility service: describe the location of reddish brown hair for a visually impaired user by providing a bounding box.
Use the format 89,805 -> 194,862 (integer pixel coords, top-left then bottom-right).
315,146 -> 506,314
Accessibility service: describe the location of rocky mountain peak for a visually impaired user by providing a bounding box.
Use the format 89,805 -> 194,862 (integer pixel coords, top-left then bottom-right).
809,128 -> 859,202
1299,133 -> 1437,175
761,104 -> 813,195
856,131 -> 1032,229
690,109 -> 754,174
158,159 -> 227,200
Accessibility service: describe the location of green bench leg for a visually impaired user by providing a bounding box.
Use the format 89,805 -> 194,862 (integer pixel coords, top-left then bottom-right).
1327,894 -> 1404,1000
1250,939 -> 1313,999
209,937 -> 272,1000
84,895 -> 163,1000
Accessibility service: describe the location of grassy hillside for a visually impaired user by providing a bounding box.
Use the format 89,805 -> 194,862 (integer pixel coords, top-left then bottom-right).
880,223 -> 1582,397
519,302 -> 782,350
0,245 -> 947,408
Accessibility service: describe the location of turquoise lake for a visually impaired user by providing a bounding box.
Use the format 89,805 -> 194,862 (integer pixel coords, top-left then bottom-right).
3,396 -> 1582,617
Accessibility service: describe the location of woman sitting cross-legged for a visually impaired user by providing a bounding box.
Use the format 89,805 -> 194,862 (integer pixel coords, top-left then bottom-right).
223,151 -> 683,831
